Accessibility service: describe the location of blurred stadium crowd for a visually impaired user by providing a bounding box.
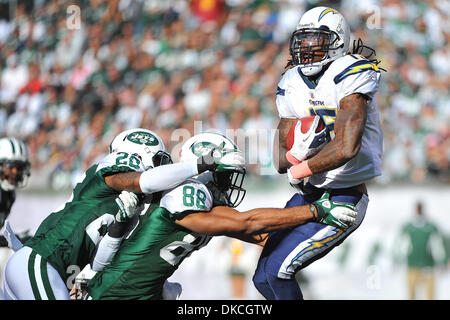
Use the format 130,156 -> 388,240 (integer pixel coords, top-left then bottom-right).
0,0 -> 448,190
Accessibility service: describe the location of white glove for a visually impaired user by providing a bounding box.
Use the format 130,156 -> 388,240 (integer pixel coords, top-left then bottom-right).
2,220 -> 24,252
290,115 -> 330,162
75,264 -> 97,283
70,264 -> 97,300
287,170 -> 307,195
115,191 -> 140,223
197,148 -> 245,173
215,149 -> 245,171
217,149 -> 244,166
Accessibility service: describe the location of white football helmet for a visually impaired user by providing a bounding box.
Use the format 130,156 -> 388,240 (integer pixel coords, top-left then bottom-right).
180,132 -> 246,208
290,7 -> 350,76
109,128 -> 172,170
0,137 -> 31,191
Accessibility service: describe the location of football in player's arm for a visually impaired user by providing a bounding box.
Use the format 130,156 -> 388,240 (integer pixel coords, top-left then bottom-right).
81,133 -> 358,300
1,129 -> 231,300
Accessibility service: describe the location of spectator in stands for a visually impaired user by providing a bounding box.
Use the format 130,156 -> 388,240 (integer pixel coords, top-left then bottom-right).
0,0 -> 447,189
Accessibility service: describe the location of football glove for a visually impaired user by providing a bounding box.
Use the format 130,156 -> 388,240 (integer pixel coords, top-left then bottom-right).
312,191 -> 357,229
287,169 -> 308,195
70,264 -> 97,300
289,115 -> 330,163
215,149 -> 245,172
115,190 -> 141,223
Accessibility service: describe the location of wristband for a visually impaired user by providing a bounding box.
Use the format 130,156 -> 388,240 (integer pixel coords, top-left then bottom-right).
288,161 -> 313,180
287,167 -> 303,184
310,204 -> 319,221
286,150 -> 302,165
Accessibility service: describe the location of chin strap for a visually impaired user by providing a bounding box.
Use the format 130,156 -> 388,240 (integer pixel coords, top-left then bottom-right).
300,64 -> 324,77
205,181 -> 229,207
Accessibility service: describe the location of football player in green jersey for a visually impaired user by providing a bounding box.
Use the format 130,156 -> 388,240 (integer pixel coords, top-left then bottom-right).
2,128 -> 233,300
0,137 -> 31,299
83,133 -> 357,300
0,137 -> 31,236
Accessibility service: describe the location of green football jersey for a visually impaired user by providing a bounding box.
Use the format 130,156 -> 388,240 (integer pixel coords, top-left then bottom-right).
86,179 -> 214,300
25,151 -> 145,283
402,221 -> 440,268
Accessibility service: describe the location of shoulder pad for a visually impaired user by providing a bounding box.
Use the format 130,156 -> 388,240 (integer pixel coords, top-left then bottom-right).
96,152 -> 145,176
277,67 -> 300,91
332,55 -> 381,84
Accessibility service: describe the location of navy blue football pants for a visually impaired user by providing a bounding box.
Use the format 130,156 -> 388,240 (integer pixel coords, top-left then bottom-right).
252,186 -> 368,300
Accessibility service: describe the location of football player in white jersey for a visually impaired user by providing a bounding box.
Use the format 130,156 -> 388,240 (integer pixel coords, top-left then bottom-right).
252,7 -> 384,299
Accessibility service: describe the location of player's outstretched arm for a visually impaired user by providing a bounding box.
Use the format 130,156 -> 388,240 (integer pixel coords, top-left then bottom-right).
104,150 -> 230,193
174,194 -> 357,243
104,160 -> 199,193
289,93 -> 368,179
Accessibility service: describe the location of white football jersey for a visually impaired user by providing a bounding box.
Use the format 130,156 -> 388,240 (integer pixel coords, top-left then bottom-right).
277,54 -> 383,189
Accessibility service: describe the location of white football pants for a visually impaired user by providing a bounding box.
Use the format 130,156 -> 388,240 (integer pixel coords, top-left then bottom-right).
3,246 -> 70,300
0,247 -> 13,300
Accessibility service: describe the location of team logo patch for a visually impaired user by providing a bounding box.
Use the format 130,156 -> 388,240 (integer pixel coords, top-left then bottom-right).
126,131 -> 159,146
191,142 -> 218,157
318,8 -> 339,21
322,200 -> 331,209
191,141 -> 229,158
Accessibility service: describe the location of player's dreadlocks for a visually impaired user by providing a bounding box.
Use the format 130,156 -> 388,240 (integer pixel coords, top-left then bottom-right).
351,38 -> 386,72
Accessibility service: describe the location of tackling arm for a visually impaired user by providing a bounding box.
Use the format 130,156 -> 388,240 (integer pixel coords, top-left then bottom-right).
289,93 -> 368,179
104,148 -> 236,193
174,206 -> 314,246
91,191 -> 141,272
181,205 -> 314,231
104,160 -> 198,193
91,221 -> 128,272
174,196 -> 357,244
